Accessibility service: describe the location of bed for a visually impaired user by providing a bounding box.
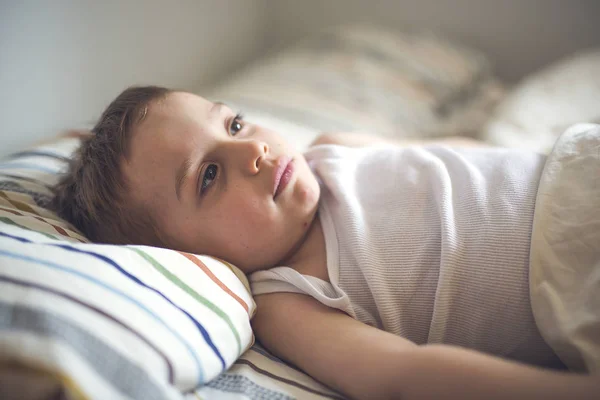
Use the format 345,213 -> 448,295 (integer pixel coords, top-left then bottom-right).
1,26 -> 599,399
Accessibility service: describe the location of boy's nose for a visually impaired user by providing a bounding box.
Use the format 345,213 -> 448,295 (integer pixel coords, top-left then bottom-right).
233,139 -> 269,175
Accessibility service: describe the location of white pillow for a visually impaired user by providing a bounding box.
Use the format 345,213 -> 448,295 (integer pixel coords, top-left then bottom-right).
482,49 -> 600,153
205,25 -> 504,141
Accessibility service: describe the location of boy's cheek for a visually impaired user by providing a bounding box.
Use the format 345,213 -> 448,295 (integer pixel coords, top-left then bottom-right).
220,205 -> 272,239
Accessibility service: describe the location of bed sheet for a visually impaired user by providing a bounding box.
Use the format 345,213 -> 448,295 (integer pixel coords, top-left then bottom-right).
191,344 -> 345,400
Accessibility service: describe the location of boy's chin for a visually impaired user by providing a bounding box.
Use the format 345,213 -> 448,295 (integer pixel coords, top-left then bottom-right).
239,244 -> 295,274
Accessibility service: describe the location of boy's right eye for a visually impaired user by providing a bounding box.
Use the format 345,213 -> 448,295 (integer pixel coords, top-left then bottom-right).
200,164 -> 218,195
229,113 -> 245,136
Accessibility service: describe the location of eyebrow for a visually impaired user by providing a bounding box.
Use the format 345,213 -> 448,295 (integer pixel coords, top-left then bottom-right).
210,101 -> 226,117
175,157 -> 193,202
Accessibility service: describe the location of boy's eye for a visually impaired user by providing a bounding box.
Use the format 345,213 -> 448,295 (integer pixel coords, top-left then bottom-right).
229,113 -> 244,136
200,164 -> 218,195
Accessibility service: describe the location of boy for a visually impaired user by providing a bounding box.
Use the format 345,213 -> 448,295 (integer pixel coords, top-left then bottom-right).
52,86 -> 599,399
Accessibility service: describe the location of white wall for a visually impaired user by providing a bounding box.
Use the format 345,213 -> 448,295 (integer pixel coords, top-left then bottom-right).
0,0 -> 269,157
267,0 -> 600,82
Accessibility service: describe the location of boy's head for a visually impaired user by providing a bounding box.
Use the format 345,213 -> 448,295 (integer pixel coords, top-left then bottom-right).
52,86 -> 320,273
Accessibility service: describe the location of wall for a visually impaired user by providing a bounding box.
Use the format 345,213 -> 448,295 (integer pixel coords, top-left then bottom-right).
266,0 -> 600,82
0,0 -> 269,157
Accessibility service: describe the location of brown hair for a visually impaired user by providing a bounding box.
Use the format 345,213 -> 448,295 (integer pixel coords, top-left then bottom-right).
51,85 -> 171,245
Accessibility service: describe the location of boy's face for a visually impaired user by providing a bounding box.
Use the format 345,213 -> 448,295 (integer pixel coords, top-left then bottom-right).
123,92 -> 320,273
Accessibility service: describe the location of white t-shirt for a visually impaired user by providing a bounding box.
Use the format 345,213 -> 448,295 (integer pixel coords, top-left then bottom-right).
251,143 -> 563,367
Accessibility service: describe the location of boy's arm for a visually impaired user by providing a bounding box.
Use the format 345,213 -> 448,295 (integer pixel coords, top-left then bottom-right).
253,292 -> 417,399
253,292 -> 599,400
310,131 -> 488,148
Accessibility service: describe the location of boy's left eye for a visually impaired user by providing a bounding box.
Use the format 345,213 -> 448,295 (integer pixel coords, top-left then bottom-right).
200,164 -> 218,195
229,113 -> 244,136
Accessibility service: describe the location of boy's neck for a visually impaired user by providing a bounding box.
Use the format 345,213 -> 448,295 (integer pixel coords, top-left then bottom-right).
278,213 -> 329,282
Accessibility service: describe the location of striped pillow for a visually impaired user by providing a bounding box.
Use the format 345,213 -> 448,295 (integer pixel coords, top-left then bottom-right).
0,135 -> 255,399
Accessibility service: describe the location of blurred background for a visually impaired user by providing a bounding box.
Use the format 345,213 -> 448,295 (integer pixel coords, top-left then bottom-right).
1,0 -> 599,156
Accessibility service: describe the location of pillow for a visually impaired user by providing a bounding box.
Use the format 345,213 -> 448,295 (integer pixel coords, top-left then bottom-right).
204,25 -> 504,144
0,136 -> 255,399
482,49 -> 600,153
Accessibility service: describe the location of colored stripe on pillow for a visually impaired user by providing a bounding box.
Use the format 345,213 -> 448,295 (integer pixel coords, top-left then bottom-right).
0,215 -> 254,398
0,301 -> 167,399
0,230 -> 254,382
0,273 -> 176,384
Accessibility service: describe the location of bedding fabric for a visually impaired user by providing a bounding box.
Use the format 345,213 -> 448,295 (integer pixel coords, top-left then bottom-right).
205,25 -> 504,144
191,344 -> 344,400
529,123 -> 600,373
482,50 -> 600,153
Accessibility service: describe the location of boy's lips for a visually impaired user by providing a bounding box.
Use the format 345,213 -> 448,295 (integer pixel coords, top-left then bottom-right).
273,156 -> 293,199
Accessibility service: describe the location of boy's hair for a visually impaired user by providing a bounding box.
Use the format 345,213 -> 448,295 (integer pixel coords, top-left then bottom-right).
51,85 -> 172,245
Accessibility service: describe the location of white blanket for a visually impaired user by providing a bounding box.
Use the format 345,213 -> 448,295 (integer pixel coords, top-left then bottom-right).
529,123 -> 600,372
